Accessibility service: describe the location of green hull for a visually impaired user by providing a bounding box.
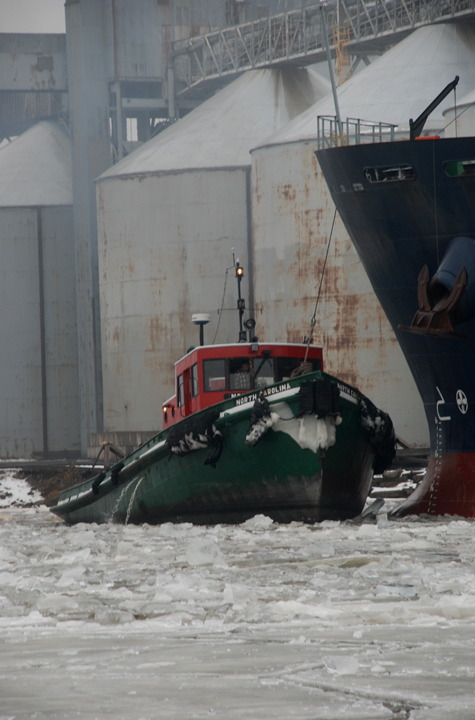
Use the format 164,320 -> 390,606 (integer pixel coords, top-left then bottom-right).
50,372 -> 391,525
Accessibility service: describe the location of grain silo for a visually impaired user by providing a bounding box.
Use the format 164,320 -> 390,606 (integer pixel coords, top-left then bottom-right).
96,68 -> 330,436
0,121 -> 80,457
251,23 -> 475,447
443,88 -> 475,138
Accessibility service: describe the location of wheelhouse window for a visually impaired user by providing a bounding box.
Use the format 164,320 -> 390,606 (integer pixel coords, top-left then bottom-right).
252,357 -> 274,388
364,165 -> 415,183
444,159 -> 475,177
229,358 -> 251,391
191,363 -> 199,397
177,373 -> 184,407
203,359 -> 226,392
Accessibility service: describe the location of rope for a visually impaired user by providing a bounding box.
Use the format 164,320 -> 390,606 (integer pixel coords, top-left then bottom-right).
454,84 -> 457,138
433,139 -> 439,266
442,92 -> 475,135
290,362 -> 313,378
211,267 -> 230,344
304,208 -> 337,362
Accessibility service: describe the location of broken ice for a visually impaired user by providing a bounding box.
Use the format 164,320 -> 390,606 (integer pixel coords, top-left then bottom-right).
1,492 -> 475,718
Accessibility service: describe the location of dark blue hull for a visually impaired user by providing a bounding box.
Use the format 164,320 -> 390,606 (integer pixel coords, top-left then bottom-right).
317,137 -> 475,516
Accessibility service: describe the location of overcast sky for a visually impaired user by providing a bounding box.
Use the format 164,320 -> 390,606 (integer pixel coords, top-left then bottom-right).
1,0 -> 66,33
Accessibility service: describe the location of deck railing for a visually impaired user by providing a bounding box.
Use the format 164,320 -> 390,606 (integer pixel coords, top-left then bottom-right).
316,116 -> 397,149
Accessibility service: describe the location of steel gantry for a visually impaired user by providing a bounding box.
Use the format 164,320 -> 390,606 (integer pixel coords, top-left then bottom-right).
171,0 -> 475,102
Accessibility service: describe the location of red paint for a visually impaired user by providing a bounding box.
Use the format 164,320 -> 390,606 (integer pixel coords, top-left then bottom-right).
391,452 -> 475,518
162,342 -> 324,429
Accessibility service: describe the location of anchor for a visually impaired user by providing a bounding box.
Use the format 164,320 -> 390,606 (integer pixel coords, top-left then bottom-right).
399,263 -> 467,339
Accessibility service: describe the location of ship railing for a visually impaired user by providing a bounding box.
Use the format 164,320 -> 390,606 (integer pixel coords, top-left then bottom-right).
316,116 -> 397,149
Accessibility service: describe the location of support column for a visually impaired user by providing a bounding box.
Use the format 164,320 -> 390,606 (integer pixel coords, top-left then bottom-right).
66,0 -> 109,454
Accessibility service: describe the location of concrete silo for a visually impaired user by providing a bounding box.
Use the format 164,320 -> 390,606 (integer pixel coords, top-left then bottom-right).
443,88 -> 475,138
0,121 -> 80,457
65,0 -> 236,455
251,24 -> 475,447
96,68 -> 330,438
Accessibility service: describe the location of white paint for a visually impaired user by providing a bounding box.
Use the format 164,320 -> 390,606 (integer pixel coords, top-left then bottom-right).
436,387 -> 451,422
456,389 -> 469,414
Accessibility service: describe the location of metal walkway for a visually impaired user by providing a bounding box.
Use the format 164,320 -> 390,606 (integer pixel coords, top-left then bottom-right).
172,0 -> 475,100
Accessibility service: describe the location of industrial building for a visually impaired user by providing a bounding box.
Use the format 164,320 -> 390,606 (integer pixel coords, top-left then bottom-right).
0,121 -> 80,457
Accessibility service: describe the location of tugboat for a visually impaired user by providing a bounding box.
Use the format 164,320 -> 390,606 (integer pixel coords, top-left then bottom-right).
50,262 -> 395,525
316,77 -> 475,518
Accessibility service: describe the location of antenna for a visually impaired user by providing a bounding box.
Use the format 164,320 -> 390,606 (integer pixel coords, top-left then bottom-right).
192,313 -> 210,346
235,259 -> 246,342
234,259 -> 257,342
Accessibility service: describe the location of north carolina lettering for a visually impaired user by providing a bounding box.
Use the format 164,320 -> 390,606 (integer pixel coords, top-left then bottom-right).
233,382 -> 291,407
336,382 -> 359,399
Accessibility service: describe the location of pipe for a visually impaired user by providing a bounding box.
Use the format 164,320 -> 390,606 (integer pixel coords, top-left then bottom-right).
320,5 -> 342,137
37,208 -> 48,457
167,56 -> 176,120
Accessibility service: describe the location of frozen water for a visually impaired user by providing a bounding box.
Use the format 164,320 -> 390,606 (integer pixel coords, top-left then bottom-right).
1,488 -> 475,718
323,655 -> 360,675
185,537 -> 226,566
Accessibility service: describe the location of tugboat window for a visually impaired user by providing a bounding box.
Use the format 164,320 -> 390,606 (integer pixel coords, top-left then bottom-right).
364,165 -> 415,183
444,160 -> 475,177
229,358 -> 251,391
177,373 -> 184,407
191,363 -> 199,397
203,359 -> 226,392
252,358 -> 274,388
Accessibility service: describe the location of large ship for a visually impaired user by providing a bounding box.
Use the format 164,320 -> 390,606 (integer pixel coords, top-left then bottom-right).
316,83 -> 475,518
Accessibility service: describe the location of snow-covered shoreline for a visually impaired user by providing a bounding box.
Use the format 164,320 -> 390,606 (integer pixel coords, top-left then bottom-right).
0,469 -> 43,508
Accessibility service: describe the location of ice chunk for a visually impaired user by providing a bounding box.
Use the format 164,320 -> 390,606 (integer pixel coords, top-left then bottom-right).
36,593 -> 79,615
272,600 -> 339,620
68,529 -> 96,547
324,656 -> 359,675
0,547 -> 16,562
376,584 -> 419,599
158,522 -> 194,538
307,541 -> 335,557
358,524 -> 380,537
272,407 -> 338,453
94,608 -> 135,624
241,514 -> 274,529
0,571 -> 18,588
186,538 -> 225,566
223,583 -> 253,605
115,540 -> 135,556
59,548 -> 91,565
446,521 -> 471,535
57,565 -> 87,588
